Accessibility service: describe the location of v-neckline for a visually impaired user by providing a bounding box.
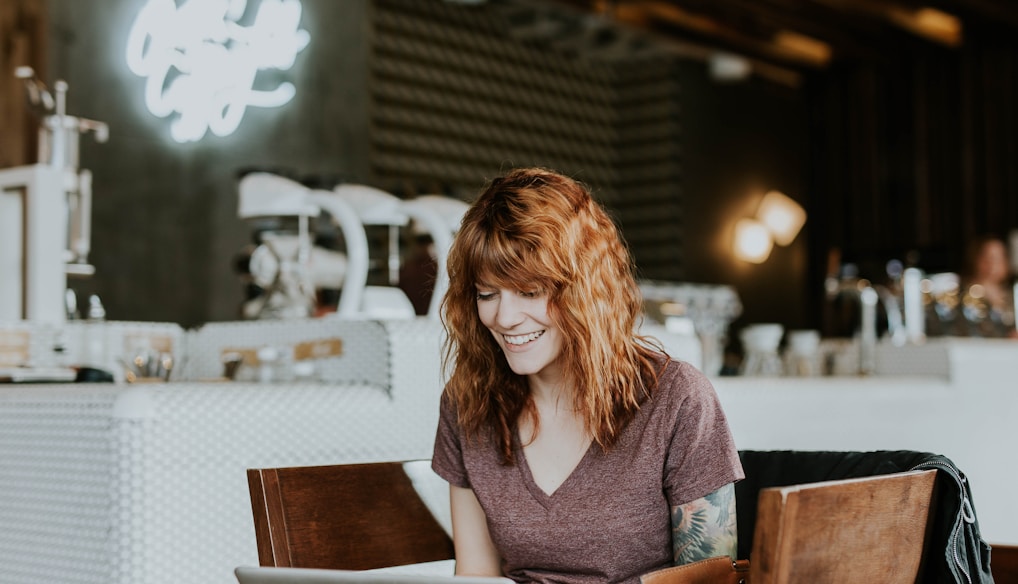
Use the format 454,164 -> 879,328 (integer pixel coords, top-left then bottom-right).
515,431 -> 596,506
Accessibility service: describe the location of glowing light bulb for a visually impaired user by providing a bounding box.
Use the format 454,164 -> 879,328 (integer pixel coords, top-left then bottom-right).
734,218 -> 773,264
757,190 -> 806,246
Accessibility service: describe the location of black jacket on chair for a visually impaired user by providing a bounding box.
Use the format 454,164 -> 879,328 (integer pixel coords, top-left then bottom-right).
735,450 -> 994,584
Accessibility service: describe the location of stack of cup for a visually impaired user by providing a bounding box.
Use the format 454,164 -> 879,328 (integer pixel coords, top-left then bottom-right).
784,329 -> 821,377
739,324 -> 784,376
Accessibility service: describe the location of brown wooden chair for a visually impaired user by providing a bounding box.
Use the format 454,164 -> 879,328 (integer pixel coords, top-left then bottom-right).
748,469 -> 938,584
991,544 -> 1018,584
246,460 -> 455,570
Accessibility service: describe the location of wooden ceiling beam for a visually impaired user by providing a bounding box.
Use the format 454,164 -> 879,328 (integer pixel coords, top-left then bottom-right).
593,3 -> 805,86
554,0 -> 934,69
669,0 -> 952,57
538,0 -> 1018,86
882,0 -> 1018,30
719,0 -> 915,58
614,1 -> 832,68
807,0 -> 965,47
548,0 -> 1018,59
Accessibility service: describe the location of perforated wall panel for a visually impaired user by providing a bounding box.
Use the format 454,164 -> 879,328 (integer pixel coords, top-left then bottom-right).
613,62 -> 684,279
368,0 -> 684,278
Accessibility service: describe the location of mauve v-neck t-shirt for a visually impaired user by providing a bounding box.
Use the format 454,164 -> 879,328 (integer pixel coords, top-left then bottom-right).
431,358 -> 744,584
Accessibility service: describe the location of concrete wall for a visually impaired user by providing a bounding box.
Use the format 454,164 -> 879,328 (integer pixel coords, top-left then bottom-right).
48,0 -> 372,326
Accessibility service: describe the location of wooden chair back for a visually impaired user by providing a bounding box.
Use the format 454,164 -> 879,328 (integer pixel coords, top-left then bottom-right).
247,461 -> 454,570
991,543 -> 1018,584
749,469 -> 938,584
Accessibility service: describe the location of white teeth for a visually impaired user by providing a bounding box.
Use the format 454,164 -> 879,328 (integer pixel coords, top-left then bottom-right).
504,330 -> 544,345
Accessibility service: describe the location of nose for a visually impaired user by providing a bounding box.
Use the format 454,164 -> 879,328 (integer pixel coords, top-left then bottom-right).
494,291 -> 525,330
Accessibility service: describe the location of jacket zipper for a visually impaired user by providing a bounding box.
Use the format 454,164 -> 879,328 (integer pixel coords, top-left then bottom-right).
909,459 -> 973,584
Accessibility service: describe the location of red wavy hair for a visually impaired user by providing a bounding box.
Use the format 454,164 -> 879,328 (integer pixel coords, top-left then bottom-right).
441,167 -> 664,464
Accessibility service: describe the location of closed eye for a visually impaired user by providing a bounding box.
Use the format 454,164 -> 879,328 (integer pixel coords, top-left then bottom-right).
475,287 -> 543,301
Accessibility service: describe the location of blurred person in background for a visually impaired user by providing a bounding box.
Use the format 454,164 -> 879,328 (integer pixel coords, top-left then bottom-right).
960,234 -> 1017,338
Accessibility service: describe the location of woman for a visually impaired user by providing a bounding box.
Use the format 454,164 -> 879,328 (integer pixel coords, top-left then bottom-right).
432,168 -> 744,584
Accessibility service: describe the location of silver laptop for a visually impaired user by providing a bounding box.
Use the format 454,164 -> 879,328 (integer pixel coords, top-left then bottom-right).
235,566 -> 514,584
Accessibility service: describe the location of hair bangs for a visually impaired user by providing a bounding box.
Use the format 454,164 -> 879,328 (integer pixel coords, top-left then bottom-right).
468,227 -> 562,293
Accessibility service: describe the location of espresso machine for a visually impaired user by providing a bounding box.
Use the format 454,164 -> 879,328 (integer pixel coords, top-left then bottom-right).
237,173 -> 442,320
0,67 -> 108,322
236,172 -> 354,319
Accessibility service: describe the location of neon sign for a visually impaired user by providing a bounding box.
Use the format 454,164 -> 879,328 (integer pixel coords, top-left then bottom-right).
126,0 -> 310,143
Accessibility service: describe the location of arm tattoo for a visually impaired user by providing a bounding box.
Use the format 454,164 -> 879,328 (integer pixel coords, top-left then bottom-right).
671,483 -> 738,565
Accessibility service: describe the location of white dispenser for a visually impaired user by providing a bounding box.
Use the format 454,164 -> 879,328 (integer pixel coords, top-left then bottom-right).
0,67 -> 108,322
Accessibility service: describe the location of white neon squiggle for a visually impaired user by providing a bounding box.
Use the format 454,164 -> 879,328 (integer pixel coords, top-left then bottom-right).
126,0 -> 310,143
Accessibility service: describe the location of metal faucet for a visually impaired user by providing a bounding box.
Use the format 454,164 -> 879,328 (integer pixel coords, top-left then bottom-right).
902,267 -> 926,343
873,284 -> 906,346
825,277 -> 903,373
825,266 -> 926,374
825,277 -> 879,374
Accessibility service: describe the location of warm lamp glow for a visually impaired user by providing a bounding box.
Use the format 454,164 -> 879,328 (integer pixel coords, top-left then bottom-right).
888,6 -> 962,47
734,218 -> 773,264
773,30 -> 832,67
757,190 -> 806,246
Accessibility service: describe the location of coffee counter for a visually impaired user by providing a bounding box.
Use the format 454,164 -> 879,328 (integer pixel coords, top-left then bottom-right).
713,337 -> 1018,546
0,319 -> 448,584
0,328 -> 1015,584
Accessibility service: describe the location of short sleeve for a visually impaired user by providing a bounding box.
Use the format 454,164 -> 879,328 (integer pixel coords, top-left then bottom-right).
661,363 -> 744,506
431,392 -> 471,488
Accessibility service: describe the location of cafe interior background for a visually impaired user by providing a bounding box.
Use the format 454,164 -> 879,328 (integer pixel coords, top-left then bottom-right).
2,1 -> 1018,584
5,0 -> 1016,338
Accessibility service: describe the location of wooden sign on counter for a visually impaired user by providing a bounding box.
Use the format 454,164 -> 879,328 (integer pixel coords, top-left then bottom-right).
0,329 -> 29,367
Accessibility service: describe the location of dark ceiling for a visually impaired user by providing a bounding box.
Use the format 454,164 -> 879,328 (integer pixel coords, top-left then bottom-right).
494,0 -> 1018,85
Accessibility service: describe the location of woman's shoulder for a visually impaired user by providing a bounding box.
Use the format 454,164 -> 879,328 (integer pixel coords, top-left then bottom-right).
656,355 -> 711,384
651,356 -> 717,404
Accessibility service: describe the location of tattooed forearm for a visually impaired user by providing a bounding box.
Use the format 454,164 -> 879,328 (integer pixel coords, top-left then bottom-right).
671,483 -> 738,565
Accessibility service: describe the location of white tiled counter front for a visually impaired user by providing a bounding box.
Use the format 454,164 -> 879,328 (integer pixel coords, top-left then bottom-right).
4,321 -> 1013,583
713,337 -> 1018,545
0,319 -> 447,584
0,313 -> 707,584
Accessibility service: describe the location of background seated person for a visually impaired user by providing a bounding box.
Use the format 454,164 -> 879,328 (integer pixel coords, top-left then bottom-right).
960,234 -> 1017,338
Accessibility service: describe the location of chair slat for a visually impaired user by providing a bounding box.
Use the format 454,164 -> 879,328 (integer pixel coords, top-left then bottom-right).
247,461 -> 455,570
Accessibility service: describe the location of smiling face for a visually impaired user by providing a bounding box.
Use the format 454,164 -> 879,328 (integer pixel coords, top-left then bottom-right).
442,168 -> 652,464
475,285 -> 565,384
